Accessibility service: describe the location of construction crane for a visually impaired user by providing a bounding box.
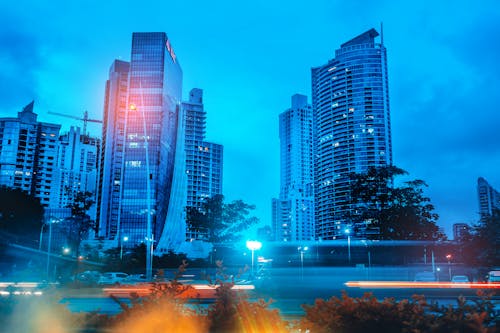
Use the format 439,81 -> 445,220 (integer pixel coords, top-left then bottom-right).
48,110 -> 103,134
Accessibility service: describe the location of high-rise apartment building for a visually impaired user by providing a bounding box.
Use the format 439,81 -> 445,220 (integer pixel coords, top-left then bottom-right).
272,94 -> 314,241
56,126 -> 100,220
477,177 -> 500,218
98,33 -> 186,251
183,88 -> 223,240
0,101 -> 61,207
312,28 -> 392,239
98,60 -> 130,239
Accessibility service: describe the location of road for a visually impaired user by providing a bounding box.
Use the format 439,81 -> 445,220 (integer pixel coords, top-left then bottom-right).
58,266 -> 500,318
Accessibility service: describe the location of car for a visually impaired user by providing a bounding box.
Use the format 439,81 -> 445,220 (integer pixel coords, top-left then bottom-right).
98,272 -> 129,285
124,274 -> 148,284
451,275 -> 469,283
487,270 -> 500,283
74,271 -> 101,285
414,271 -> 437,282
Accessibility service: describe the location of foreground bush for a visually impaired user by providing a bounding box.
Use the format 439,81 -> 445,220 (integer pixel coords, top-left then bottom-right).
298,291 -> 498,333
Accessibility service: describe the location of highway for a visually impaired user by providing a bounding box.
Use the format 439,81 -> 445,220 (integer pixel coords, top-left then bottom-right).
53,266 -> 499,318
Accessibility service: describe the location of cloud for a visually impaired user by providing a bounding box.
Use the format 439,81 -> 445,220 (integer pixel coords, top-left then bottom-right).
0,23 -> 42,111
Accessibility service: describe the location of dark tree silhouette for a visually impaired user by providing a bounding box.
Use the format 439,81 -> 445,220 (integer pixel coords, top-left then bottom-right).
186,194 -> 259,243
0,186 -> 44,243
63,191 -> 96,257
460,209 -> 500,267
349,166 -> 445,240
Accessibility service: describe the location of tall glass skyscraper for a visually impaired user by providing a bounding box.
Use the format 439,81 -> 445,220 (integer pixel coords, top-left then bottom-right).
98,33 -> 185,250
312,28 -> 392,239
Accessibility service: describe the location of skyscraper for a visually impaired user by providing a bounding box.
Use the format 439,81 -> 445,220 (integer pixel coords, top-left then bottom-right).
97,60 -> 130,238
0,101 -> 61,207
183,88 -> 223,240
98,33 -> 185,251
477,177 -> 500,219
272,94 -> 314,241
312,28 -> 392,239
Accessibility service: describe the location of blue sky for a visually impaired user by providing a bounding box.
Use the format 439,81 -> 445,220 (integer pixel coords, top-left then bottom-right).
2,0 -> 500,237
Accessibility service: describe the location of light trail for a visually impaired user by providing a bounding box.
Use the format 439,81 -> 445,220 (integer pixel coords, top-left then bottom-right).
103,283 -> 255,297
345,281 -> 500,289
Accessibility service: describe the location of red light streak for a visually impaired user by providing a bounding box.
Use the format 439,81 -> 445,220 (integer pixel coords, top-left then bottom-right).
345,281 -> 500,289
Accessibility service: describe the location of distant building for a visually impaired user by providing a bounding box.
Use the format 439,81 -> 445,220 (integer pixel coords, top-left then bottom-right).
0,101 -> 61,207
311,28 -> 392,239
257,225 -> 274,242
183,88 -> 223,240
477,177 -> 500,219
272,94 -> 314,241
452,223 -> 470,241
56,126 -> 100,221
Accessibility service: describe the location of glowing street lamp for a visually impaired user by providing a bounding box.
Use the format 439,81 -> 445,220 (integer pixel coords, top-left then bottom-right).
345,228 -> 351,264
298,246 -> 309,279
120,236 -> 129,260
130,91 -> 153,281
446,254 -> 452,280
246,240 -> 262,278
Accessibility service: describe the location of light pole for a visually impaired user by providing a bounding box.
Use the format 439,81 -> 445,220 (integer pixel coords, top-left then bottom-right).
446,254 -> 452,280
120,236 -> 129,260
246,240 -> 262,278
39,223 -> 47,251
345,228 -> 351,264
130,85 -> 153,281
298,246 -> 308,280
46,217 -> 54,280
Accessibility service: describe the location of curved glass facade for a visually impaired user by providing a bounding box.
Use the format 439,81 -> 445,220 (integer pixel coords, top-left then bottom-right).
312,29 -> 392,239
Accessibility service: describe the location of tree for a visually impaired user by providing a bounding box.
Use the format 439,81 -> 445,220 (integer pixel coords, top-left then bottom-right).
460,209 -> 500,267
0,186 -> 44,243
186,194 -> 259,243
64,191 -> 96,257
349,166 -> 445,240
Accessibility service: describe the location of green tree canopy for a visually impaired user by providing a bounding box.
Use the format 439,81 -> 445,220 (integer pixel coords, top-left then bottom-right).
0,186 -> 44,242
349,166 -> 445,241
186,194 -> 259,243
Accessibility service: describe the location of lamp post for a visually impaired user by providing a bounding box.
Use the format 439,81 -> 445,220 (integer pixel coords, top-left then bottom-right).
39,223 -> 46,251
130,86 -> 153,281
446,254 -> 452,280
246,240 -> 262,278
345,228 -> 351,264
298,246 -> 309,280
120,236 -> 129,260
45,217 -> 54,280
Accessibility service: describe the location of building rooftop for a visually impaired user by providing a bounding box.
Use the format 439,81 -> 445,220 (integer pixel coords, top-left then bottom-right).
341,28 -> 379,48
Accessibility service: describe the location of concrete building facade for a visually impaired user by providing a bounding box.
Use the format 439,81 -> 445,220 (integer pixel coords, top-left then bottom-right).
311,28 -> 392,239
0,101 -> 61,208
273,94 -> 314,241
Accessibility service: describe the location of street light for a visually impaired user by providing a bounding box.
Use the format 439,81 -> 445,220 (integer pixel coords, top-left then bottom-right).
298,246 -> 309,280
446,254 -> 452,280
120,236 -> 129,260
130,80 -> 153,281
246,240 -> 262,278
345,228 -> 351,264
44,217 -> 61,280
